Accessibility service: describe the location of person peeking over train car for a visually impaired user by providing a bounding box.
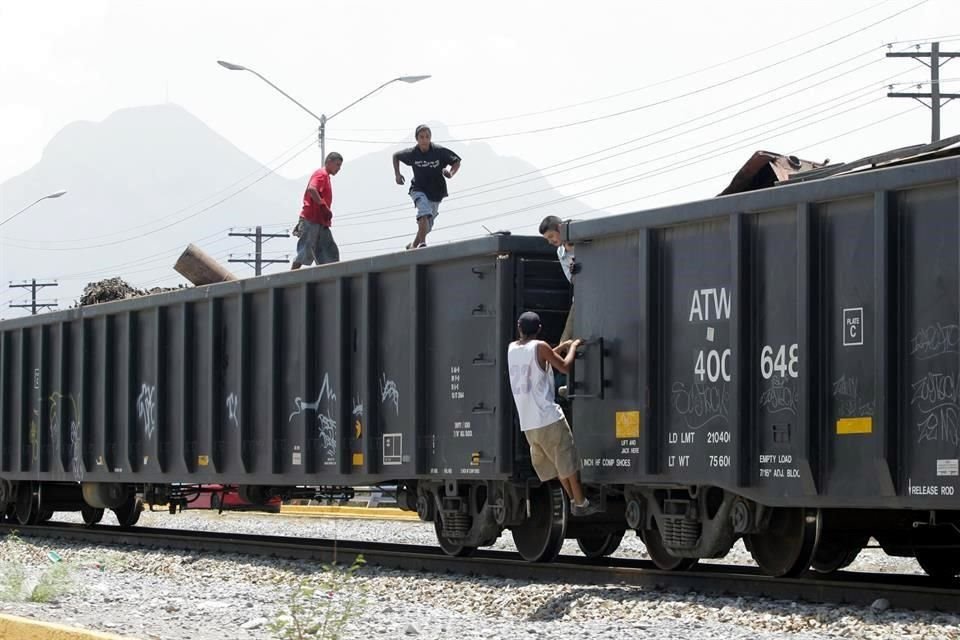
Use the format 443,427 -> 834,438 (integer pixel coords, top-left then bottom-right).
508,311 -> 600,517
291,152 -> 344,270
392,124 -> 462,250
539,215 -> 575,344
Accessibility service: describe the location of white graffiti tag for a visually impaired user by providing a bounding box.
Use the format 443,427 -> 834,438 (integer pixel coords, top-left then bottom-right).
137,384 -> 158,440
226,393 -> 240,429
352,395 -> 363,418
70,419 -> 83,481
380,374 -> 399,416
49,392 -> 83,480
289,373 -> 338,456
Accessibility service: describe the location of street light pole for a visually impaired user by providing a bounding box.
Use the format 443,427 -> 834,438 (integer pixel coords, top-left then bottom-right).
0,190 -> 67,228
1,190 -> 67,312
217,60 -> 430,159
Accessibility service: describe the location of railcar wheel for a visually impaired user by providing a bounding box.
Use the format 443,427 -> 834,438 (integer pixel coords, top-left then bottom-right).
746,507 -> 820,577
38,510 -> 54,523
113,497 -> 142,528
81,505 -> 104,526
811,535 -> 867,574
577,529 -> 625,559
14,483 -> 40,526
511,482 -> 567,563
433,515 -> 477,557
642,524 -> 698,571
915,549 -> 960,579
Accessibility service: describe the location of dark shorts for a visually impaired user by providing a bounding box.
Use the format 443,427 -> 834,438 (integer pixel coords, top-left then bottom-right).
295,220 -> 340,266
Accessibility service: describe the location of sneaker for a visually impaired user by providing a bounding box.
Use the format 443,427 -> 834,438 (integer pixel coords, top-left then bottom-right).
570,498 -> 601,517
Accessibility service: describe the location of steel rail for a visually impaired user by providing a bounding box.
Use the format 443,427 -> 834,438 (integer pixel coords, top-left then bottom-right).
3,522 -> 957,613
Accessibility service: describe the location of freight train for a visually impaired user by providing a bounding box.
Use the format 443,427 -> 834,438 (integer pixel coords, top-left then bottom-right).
2,135 -> 960,578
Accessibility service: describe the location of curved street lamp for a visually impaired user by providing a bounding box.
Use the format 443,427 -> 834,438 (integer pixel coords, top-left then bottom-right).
217,60 -> 430,159
0,190 -> 67,228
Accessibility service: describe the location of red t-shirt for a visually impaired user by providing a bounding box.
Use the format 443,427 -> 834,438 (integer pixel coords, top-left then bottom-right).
300,168 -> 333,226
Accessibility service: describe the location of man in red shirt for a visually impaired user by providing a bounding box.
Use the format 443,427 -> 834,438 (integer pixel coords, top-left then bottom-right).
291,152 -> 343,270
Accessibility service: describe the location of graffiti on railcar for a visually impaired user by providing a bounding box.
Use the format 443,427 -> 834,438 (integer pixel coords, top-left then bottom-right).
832,375 -> 874,417
289,373 -> 338,461
137,383 -> 158,440
760,376 -> 798,416
380,373 -> 399,416
912,371 -> 960,447
909,318 -> 960,448
49,392 -> 83,481
226,392 -> 240,430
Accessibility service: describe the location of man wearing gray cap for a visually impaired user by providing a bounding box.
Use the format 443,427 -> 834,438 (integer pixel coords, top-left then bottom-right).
507,311 -> 598,516
392,124 -> 462,250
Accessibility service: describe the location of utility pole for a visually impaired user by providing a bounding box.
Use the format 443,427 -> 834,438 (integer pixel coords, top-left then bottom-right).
9,279 -> 58,315
887,42 -> 960,142
228,226 -> 289,276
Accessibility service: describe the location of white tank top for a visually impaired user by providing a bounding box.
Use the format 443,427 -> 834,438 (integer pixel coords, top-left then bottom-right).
507,340 -> 565,431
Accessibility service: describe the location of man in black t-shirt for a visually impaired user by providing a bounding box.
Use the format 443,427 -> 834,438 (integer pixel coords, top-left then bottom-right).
392,124 -> 462,250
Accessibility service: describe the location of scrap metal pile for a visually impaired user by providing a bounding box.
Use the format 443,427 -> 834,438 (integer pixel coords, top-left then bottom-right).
78,277 -> 186,306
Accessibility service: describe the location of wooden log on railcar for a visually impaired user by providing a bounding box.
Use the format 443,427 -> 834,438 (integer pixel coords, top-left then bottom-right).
174,243 -> 238,286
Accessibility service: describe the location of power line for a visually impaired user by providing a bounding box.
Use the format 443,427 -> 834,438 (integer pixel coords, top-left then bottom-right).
3,14 -> 932,262
134,245 -> 244,289
45,228 -> 232,282
586,105 -> 922,220
2,130 -> 318,247
389,103 -> 922,252
0,292 -> 30,311
2,137 -> 316,253
227,226 -> 290,275
67,242 -> 247,284
331,45 -> 918,222
333,80 -> 905,229
886,42 -> 960,141
336,78 -> 904,232
9,280 -> 58,315
326,0 -> 930,146
332,0 -> 907,132
335,101 -> 920,251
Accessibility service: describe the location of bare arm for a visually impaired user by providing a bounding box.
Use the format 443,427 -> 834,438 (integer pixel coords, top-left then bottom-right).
538,339 -> 581,375
306,188 -> 332,218
444,159 -> 461,179
392,152 -> 405,185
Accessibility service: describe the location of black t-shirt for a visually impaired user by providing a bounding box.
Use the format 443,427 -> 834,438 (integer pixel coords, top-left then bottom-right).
395,143 -> 461,202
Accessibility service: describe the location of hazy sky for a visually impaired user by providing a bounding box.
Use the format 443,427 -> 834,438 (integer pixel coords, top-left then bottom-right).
1,0 -> 959,313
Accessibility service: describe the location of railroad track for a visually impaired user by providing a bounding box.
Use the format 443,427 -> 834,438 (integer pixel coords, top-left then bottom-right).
3,521 -> 957,613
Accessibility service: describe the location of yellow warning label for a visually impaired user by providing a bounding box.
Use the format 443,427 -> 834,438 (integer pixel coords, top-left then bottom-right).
616,411 -> 641,439
471,452 -> 481,465
352,453 -> 364,466
198,455 -> 209,466
836,417 -> 873,435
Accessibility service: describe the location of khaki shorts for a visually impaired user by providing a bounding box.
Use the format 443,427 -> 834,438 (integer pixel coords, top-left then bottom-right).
524,417 -> 582,481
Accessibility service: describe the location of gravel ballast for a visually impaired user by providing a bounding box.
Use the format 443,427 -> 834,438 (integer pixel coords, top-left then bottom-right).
0,510 -> 953,640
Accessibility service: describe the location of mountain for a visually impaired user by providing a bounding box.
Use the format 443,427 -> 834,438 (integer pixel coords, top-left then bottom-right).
0,104 -> 590,314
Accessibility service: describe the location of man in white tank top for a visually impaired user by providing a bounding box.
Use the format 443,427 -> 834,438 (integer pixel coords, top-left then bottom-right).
507,311 -> 599,516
